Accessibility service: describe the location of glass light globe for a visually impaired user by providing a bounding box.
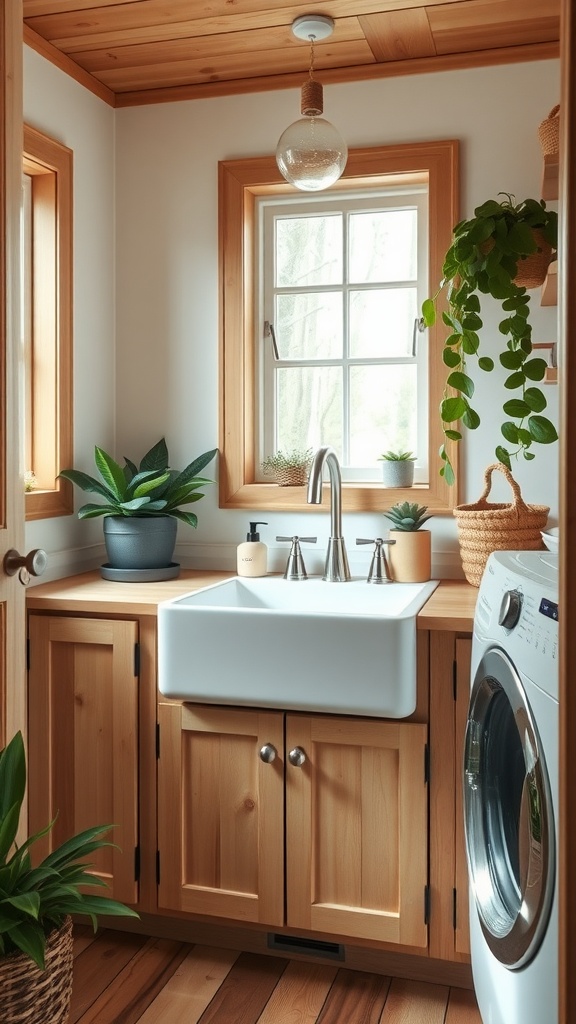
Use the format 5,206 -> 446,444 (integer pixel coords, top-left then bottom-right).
276,116 -> 348,192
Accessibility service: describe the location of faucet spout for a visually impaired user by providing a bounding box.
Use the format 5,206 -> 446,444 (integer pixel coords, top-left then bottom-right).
307,446 -> 351,582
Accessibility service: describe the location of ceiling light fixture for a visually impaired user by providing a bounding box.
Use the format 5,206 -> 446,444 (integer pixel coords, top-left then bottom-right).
276,15 -> 348,192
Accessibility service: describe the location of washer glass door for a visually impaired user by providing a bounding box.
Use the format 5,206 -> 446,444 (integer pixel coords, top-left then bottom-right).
464,646 -> 555,968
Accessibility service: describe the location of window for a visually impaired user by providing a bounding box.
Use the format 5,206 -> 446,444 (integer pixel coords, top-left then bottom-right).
258,188 -> 428,482
218,141 -> 459,514
22,125 -> 73,520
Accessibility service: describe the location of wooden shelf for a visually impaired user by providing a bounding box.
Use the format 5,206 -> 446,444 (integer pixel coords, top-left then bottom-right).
542,260 -> 558,305
541,152 -> 559,201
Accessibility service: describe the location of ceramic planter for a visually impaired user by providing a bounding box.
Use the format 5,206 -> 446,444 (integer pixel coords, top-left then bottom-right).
388,529 -> 431,583
380,461 -> 414,488
103,515 -> 177,569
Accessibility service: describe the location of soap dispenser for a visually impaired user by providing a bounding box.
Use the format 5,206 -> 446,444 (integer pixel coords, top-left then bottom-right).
237,522 -> 268,577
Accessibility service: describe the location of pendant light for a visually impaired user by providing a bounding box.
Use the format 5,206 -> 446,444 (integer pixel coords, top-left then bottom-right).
276,15 -> 348,192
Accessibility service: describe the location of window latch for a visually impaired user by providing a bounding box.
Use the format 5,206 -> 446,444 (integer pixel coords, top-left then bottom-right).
412,316 -> 426,356
264,321 -> 280,361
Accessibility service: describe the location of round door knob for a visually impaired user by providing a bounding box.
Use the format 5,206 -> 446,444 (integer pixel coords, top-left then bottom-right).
259,743 -> 277,763
3,548 -> 48,583
498,589 -> 523,630
288,747 -> 306,767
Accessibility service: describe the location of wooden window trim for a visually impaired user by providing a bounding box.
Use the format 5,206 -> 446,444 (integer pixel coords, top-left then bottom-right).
23,124 -> 73,521
218,141 -> 460,514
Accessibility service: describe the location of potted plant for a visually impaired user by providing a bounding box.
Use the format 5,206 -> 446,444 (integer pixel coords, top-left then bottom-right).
59,438 -> 217,579
0,731 -> 139,1024
422,194 -> 559,484
377,450 -> 416,488
382,501 -> 433,582
261,447 -> 313,486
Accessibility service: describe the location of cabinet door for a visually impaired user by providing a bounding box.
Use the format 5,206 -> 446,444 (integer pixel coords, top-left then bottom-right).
28,614 -> 139,905
286,714 -> 428,947
454,637 -> 472,956
157,702 -> 284,925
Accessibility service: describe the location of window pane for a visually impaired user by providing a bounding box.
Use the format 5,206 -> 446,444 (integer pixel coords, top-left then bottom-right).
350,287 -> 418,358
276,215 -> 342,287
276,292 -> 342,359
276,366 -> 342,454
349,210 -> 417,283
349,365 -> 418,465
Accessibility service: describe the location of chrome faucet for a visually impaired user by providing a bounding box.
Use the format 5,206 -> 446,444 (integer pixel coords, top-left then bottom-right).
306,446 -> 351,582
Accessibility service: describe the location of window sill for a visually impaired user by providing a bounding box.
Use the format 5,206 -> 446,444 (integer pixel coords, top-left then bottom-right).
219,480 -> 456,515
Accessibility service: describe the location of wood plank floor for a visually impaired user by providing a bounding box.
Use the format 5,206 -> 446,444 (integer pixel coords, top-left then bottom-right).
70,928 -> 483,1024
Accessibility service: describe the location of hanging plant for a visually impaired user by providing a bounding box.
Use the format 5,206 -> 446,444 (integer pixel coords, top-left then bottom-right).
422,194 -> 558,484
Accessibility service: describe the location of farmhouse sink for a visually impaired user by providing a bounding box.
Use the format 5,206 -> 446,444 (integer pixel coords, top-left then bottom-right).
157,576 -> 438,718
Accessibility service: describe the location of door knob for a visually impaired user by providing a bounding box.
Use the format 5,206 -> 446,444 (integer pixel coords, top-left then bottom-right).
259,743 -> 277,763
3,548 -> 48,584
288,747 -> 306,767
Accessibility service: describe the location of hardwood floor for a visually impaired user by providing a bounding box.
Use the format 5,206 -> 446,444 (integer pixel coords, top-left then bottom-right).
70,927 -> 482,1024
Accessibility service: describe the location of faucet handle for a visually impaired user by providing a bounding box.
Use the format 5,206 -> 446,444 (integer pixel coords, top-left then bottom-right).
276,536 -> 317,581
356,537 -> 396,584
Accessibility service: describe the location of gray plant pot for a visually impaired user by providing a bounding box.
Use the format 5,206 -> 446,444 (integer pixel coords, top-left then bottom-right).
381,461 -> 414,488
103,515 -> 177,569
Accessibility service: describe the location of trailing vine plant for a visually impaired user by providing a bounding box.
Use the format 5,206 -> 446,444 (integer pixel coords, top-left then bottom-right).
422,194 -> 558,485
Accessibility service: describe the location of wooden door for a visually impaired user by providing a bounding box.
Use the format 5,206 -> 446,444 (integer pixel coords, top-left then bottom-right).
27,614 -> 139,905
286,714 -> 428,947
157,702 -> 284,925
0,2 -> 25,751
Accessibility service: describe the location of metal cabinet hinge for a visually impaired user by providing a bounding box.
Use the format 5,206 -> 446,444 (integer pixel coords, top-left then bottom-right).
424,884 -> 430,925
453,887 -> 457,931
134,642 -> 141,678
134,845 -> 141,883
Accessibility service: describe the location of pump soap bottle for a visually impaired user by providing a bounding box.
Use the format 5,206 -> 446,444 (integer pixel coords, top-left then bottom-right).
237,522 -> 268,577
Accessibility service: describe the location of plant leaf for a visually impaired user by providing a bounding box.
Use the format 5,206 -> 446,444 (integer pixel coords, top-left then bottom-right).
446,371 -> 474,398
94,448 -> 127,500
523,358 -> 548,381
528,416 -> 559,444
478,356 -> 494,372
421,298 -> 436,326
503,399 -> 531,417
524,387 -> 547,412
441,396 -> 468,423
139,438 -> 169,473
57,469 -> 116,503
495,446 -> 512,469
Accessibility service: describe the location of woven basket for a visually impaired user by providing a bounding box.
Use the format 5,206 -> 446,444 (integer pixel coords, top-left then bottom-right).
513,229 -> 553,289
0,917 -> 74,1024
275,465 -> 309,486
454,463 -> 549,587
538,104 -> 560,156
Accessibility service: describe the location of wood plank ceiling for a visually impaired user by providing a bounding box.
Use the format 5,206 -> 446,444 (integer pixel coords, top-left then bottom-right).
23,0 -> 560,108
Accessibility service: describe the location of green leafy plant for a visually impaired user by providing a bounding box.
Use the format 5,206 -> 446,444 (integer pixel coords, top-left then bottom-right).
422,194 -> 559,484
0,731 -> 139,969
59,437 -> 217,527
383,501 -> 432,532
261,447 -> 313,474
378,450 -> 416,462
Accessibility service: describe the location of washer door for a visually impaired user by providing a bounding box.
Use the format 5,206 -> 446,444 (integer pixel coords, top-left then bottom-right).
464,646 -> 555,969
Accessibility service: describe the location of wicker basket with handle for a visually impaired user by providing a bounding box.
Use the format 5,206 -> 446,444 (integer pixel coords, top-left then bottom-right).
0,916 -> 74,1024
453,463 -> 549,587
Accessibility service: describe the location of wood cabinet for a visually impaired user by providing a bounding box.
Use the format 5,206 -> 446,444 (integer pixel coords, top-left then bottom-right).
27,613 -> 139,906
157,703 -> 428,948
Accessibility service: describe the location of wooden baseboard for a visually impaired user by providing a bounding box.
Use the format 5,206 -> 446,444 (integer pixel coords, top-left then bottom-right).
98,913 -> 473,990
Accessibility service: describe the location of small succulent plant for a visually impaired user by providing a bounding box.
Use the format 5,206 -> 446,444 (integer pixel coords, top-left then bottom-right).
378,450 -> 416,462
383,501 -> 432,532
261,447 -> 313,473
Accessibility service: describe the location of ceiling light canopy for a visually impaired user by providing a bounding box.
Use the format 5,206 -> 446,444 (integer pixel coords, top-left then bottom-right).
275,15 -> 348,192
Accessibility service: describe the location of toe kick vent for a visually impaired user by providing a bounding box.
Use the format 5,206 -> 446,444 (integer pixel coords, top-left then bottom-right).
267,933 -> 345,960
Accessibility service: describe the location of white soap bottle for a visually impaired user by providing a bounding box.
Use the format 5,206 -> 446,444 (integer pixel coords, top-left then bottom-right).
237,522 -> 268,577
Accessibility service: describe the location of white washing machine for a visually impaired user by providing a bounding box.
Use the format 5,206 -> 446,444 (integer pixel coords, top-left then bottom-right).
464,550 -> 559,1024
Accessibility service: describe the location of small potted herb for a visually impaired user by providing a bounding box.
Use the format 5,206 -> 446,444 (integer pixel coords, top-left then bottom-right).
378,450 -> 416,488
382,501 -> 433,582
261,447 -> 313,486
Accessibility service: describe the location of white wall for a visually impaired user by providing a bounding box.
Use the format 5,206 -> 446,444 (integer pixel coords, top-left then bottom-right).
23,50 -> 560,579
115,59 -> 560,577
24,46 -> 116,577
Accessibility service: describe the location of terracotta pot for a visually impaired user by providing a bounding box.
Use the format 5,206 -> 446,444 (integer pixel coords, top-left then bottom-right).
388,529 -> 431,583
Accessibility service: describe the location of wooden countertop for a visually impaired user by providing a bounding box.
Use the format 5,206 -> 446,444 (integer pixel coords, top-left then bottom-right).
26,571 -> 478,630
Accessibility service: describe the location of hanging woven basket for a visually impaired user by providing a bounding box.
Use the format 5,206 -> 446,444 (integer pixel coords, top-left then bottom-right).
538,104 -> 560,157
0,917 -> 74,1024
513,229 -> 554,289
453,463 -> 549,587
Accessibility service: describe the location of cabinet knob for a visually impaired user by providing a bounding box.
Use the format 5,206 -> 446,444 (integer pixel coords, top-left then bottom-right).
259,743 -> 277,764
288,746 -> 306,767
3,548 -> 48,585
